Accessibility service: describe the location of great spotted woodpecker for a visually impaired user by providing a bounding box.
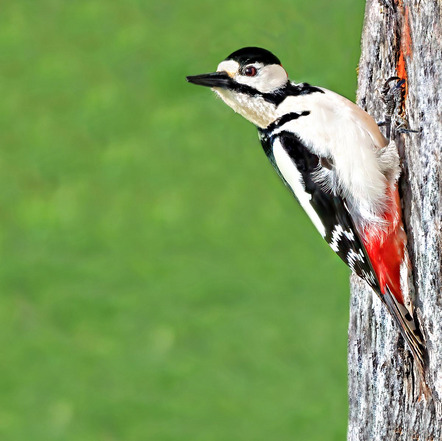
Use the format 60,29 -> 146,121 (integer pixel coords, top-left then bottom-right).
187,47 -> 426,369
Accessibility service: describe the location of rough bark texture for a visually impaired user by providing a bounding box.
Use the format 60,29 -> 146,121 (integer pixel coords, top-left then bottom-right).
348,1 -> 441,440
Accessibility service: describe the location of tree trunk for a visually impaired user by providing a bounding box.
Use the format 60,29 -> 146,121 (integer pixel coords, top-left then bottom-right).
348,0 -> 442,439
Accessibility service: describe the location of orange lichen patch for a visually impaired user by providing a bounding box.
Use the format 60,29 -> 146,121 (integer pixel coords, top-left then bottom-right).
402,6 -> 413,57
397,50 -> 407,79
397,50 -> 408,98
396,6 -> 413,100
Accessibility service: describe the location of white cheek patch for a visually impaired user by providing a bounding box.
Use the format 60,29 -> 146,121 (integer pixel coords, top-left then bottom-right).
236,64 -> 288,93
272,139 -> 326,237
217,60 -> 239,77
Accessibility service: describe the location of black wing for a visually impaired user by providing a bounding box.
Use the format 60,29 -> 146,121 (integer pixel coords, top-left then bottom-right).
259,128 -> 381,294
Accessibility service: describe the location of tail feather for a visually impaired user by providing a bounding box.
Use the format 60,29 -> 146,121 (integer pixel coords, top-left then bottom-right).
383,286 -> 426,370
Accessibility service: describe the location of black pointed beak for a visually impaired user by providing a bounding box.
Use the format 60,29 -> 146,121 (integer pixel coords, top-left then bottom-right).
186,72 -> 232,88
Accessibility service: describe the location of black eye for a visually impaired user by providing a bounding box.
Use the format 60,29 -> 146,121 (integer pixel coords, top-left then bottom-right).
243,66 -> 257,77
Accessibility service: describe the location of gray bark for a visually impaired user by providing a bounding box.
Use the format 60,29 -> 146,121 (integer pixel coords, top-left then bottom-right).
348,0 -> 442,440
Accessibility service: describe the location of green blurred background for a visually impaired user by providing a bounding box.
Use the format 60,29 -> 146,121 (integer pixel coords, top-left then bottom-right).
0,1 -> 365,439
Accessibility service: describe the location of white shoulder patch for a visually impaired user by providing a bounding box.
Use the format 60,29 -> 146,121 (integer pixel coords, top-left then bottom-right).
274,87 -> 391,227
272,139 -> 326,237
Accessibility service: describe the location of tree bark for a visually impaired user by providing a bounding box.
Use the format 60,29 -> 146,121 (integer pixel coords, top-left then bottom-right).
348,1 -> 442,439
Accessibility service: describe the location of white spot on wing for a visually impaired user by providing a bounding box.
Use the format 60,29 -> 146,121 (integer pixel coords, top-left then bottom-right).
361,269 -> 377,286
347,249 -> 365,272
329,224 -> 356,252
329,225 -> 343,252
273,139 -> 326,237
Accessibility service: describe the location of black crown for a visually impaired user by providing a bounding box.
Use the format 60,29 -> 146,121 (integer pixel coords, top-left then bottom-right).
226,47 -> 281,66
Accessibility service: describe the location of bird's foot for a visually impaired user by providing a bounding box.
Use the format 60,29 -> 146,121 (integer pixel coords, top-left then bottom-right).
377,76 -> 419,139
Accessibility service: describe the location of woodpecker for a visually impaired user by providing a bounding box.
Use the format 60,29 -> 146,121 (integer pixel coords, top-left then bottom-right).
186,47 -> 426,369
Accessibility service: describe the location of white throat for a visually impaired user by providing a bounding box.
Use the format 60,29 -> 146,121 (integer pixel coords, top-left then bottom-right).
213,88 -> 278,128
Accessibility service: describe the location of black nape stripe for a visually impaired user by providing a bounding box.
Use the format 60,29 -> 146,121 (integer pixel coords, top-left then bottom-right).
231,81 -> 324,105
288,82 -> 325,96
264,111 -> 310,132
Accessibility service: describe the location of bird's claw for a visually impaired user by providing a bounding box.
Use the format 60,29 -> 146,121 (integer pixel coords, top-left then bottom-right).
379,77 -> 419,139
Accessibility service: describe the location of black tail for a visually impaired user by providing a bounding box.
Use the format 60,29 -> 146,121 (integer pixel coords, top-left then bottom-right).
383,287 -> 426,370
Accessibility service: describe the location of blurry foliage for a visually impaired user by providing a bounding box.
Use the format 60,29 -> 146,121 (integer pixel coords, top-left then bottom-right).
0,1 -> 364,440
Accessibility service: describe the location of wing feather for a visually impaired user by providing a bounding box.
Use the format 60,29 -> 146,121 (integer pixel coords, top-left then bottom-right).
261,129 -> 381,292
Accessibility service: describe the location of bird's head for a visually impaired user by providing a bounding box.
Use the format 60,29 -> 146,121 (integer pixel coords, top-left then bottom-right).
187,47 -> 289,128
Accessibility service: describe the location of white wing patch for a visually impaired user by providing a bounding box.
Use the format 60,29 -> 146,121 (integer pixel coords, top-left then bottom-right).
273,139 -> 326,237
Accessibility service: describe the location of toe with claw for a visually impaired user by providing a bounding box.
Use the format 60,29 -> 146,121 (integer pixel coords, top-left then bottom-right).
378,76 -> 419,139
